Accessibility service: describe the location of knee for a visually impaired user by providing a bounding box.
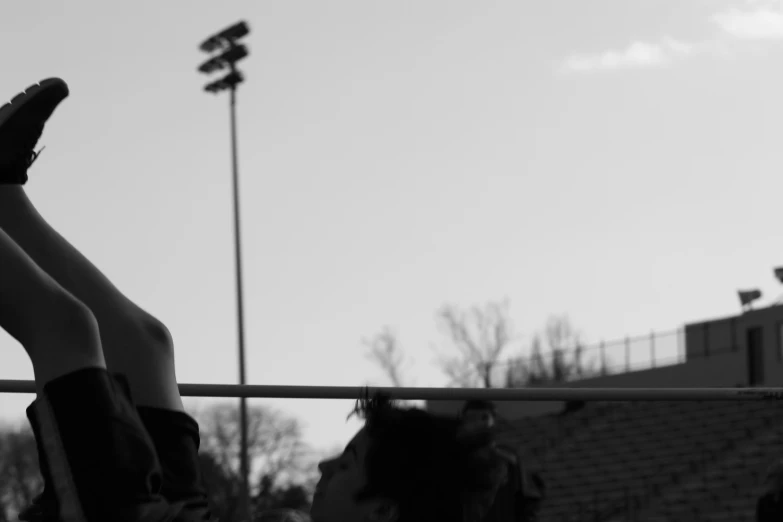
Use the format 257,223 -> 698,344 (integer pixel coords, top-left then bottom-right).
136,313 -> 175,359
28,293 -> 100,352
98,308 -> 176,366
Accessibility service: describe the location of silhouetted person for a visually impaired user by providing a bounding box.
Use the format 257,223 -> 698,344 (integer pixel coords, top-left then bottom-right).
460,400 -> 545,522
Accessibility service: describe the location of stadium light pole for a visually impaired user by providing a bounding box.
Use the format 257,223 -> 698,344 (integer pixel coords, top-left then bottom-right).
197,20 -> 252,522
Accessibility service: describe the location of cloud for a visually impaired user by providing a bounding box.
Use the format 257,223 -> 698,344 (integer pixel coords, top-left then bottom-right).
712,4 -> 783,39
560,37 -> 695,73
558,0 -> 783,75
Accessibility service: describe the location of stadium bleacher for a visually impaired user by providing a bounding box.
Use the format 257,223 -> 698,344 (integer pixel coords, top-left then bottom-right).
496,400 -> 783,522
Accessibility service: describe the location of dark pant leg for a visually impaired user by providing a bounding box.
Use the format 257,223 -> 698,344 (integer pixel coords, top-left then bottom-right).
35,367 -> 183,522
137,406 -> 211,517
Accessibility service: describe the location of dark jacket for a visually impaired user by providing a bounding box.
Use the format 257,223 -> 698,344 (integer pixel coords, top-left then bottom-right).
757,492 -> 783,522
483,445 -> 545,522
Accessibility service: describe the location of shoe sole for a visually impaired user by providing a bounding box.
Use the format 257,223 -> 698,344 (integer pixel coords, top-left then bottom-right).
0,78 -> 69,131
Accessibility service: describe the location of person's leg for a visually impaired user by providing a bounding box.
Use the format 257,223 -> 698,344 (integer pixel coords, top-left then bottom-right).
0,225 -> 175,522
0,80 -> 182,412
0,222 -> 105,391
0,78 -> 210,518
0,184 -> 184,412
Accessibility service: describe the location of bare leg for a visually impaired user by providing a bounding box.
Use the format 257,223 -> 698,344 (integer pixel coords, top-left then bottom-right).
0,224 -> 105,391
1,77 -> 209,520
0,225 -> 181,522
0,186 -> 184,411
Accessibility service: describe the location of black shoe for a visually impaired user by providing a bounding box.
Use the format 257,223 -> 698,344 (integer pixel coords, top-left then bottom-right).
0,78 -> 69,185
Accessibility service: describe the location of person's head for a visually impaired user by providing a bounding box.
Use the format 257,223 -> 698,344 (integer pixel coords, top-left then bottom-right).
460,400 -> 497,431
311,392 -> 508,522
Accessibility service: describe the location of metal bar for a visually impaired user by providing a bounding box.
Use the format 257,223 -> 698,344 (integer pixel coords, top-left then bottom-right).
1,381 -> 782,401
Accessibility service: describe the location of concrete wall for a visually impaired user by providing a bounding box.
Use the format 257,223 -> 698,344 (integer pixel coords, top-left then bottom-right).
726,304 -> 783,384
685,315 -> 738,359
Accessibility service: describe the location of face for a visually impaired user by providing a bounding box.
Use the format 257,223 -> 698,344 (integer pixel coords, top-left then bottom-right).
461,408 -> 495,431
311,428 -> 398,522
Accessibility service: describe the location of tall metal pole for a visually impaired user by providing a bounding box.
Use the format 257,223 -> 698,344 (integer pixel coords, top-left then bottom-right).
229,74 -> 251,521
196,22 -> 252,520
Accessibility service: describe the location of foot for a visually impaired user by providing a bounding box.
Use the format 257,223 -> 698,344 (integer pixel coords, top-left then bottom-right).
0,78 -> 69,185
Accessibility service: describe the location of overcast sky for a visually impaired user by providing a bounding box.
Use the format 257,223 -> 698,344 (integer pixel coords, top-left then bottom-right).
1,0 -> 783,456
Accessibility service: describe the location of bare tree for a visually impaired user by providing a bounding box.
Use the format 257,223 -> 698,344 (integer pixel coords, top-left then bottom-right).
363,326 -> 410,387
0,408 -> 315,522
435,299 -> 517,388
544,314 -> 600,380
504,315 -> 602,387
198,447 -> 313,521
0,425 -> 41,521
198,450 -> 244,522
364,302 -> 600,391
196,403 -> 318,496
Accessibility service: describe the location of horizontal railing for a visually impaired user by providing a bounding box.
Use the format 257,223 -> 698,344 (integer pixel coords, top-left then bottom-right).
490,328 -> 688,378
0,381 -> 781,401
484,327 -> 743,387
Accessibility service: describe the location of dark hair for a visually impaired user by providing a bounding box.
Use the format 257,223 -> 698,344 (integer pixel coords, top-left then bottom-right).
461,399 -> 497,416
348,391 -> 507,522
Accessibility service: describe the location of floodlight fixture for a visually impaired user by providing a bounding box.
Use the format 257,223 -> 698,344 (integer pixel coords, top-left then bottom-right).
738,289 -> 762,311
199,21 -> 249,53
198,56 -> 224,75
204,71 -> 244,94
198,44 -> 249,74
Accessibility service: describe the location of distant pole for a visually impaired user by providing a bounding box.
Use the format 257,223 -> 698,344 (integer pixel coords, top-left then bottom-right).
650,331 -> 656,369
197,21 -> 252,522
624,336 -> 630,372
229,66 -> 251,522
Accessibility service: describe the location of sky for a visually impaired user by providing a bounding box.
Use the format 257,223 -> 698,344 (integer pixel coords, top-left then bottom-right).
2,0 -> 783,459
